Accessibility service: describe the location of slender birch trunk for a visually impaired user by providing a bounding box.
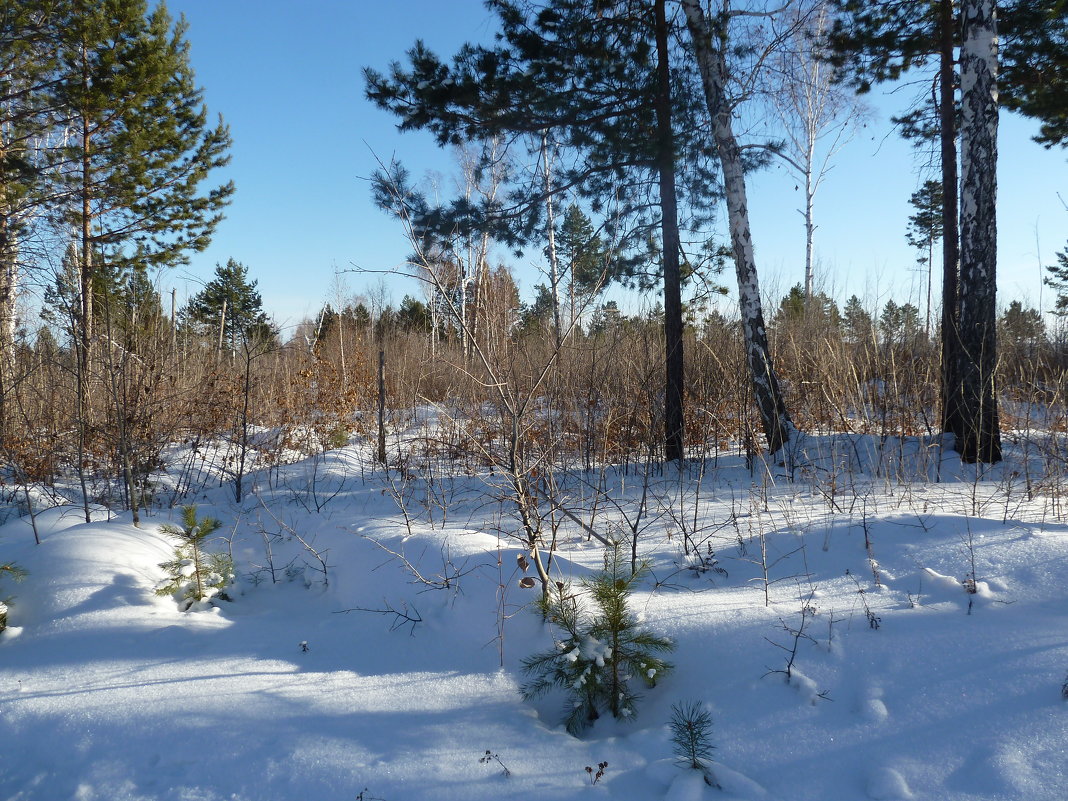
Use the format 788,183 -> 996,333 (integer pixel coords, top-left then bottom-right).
682,0 -> 795,456
956,0 -> 1001,463
541,131 -> 563,349
79,106 -> 94,427
803,148 -> 815,303
0,221 -> 17,440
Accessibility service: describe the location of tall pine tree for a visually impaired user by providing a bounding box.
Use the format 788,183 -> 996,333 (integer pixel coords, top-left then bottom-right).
54,0 -> 233,405
366,0 -> 721,462
184,259 -> 274,352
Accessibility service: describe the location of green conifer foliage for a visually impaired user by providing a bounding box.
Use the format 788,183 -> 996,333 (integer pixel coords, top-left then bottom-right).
183,258 -> 275,350
521,543 -> 673,736
0,561 -> 28,633
1045,244 -> 1068,316
842,295 -> 874,344
54,0 -> 233,380
669,701 -> 715,774
156,505 -> 232,611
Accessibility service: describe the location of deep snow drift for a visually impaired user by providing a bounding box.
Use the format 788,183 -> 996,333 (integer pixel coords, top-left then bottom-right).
2,434 -> 1067,801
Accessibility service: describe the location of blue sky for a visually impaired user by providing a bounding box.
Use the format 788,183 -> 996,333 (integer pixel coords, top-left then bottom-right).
166,0 -> 1066,335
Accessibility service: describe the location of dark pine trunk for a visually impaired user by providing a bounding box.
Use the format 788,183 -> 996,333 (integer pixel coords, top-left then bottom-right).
654,0 -> 685,463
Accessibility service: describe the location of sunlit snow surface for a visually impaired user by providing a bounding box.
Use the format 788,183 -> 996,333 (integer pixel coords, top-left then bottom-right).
2,435 -> 1068,800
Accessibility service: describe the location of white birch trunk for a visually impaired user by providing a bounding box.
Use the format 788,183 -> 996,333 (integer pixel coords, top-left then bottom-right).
956,0 -> 1001,462
682,0 -> 796,456
0,224 -> 17,437
803,148 -> 815,303
541,132 -> 563,349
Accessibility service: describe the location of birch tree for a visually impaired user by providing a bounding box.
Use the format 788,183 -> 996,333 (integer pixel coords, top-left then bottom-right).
956,0 -> 1001,463
766,1 -> 865,304
681,0 -> 796,456
0,0 -> 65,439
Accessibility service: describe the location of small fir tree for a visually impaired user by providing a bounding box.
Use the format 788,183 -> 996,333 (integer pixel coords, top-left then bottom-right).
842,295 -> 875,343
156,505 -> 233,611
999,300 -> 1045,349
521,543 -> 674,736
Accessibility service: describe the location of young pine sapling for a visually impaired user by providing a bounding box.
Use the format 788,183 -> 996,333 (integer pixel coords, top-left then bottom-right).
669,701 -> 717,785
156,505 -> 234,611
521,543 -> 674,735
0,561 -> 27,633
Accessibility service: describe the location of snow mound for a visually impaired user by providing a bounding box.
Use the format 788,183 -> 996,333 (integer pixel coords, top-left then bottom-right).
866,766 -> 913,800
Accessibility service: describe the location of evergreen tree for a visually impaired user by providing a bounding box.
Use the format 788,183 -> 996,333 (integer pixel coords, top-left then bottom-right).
395,295 -> 431,333
556,203 -> 608,324
878,299 -> 922,347
825,0 -> 963,441
0,560 -> 27,632
824,0 -> 1059,457
518,283 -> 556,333
775,284 -> 807,325
999,300 -> 1045,348
1045,243 -> 1068,315
826,0 -> 1061,461
774,283 -> 840,329
669,701 -> 716,776
906,179 -> 944,334
999,1 -> 1068,147
156,505 -> 232,611
367,0 -> 722,462
521,544 -> 674,736
588,300 -> 623,336
184,259 -> 274,351
842,294 -> 875,343
54,0 -> 233,392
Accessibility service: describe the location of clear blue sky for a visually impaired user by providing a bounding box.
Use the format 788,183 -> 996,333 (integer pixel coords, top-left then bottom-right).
166,0 -> 1066,335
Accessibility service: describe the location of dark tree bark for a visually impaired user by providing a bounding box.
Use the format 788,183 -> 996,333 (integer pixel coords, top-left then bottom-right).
654,0 -> 685,463
956,0 -> 1002,463
938,0 -> 964,443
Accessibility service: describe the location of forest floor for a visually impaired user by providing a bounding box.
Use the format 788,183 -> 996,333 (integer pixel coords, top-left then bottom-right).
1,430 -> 1066,800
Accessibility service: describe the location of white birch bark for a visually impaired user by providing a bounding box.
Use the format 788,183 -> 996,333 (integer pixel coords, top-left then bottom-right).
956,0 -> 1002,462
541,132 -> 563,349
682,0 -> 795,455
0,224 -> 17,436
768,3 -> 863,306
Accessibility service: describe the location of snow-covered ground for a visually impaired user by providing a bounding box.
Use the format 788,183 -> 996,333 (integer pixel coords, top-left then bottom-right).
2,435 -> 1067,800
